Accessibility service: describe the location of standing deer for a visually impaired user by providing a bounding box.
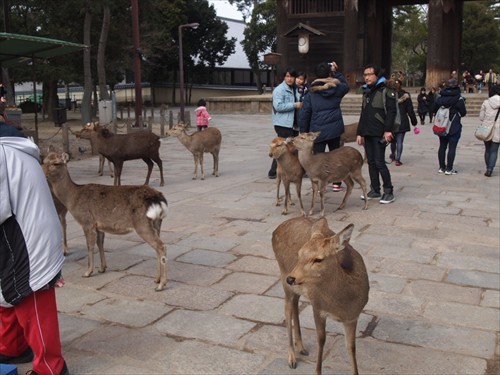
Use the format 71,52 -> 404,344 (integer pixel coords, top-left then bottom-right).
268,137 -> 305,216
79,122 -> 164,186
272,217 -> 369,375
76,127 -> 114,178
167,123 -> 221,180
293,132 -> 369,217
43,151 -> 168,291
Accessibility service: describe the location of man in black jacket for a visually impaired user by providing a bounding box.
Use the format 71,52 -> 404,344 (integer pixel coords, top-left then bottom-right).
356,64 -> 397,204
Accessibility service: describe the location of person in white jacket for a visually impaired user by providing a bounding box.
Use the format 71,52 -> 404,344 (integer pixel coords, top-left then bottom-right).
479,84 -> 500,177
0,120 -> 69,375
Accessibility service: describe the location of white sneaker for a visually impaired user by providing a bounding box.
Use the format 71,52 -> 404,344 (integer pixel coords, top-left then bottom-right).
445,169 -> 458,175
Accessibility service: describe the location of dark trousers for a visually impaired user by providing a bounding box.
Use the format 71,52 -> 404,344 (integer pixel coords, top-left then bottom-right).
364,135 -> 393,194
438,131 -> 461,171
268,126 -> 298,176
484,140 -> 499,172
390,132 -> 406,162
313,137 -> 341,185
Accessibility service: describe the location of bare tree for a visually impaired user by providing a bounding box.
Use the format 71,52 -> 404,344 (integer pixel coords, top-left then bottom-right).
97,1 -> 111,101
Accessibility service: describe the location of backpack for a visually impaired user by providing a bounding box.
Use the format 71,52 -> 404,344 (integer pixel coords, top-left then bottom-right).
433,99 -> 461,136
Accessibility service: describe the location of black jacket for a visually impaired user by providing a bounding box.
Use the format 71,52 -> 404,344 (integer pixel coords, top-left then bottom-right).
395,91 -> 418,133
357,79 -> 397,137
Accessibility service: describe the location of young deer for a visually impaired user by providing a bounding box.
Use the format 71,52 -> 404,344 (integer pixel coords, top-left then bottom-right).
272,217 -> 369,375
167,123 -> 221,180
293,132 -> 369,217
268,137 -> 305,216
43,151 -> 168,291
79,122 -> 164,186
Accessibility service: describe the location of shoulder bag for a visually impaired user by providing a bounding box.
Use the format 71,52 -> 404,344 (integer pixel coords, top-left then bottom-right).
475,107 -> 500,141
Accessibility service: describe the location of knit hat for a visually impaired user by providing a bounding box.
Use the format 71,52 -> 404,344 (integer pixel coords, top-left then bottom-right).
447,78 -> 458,87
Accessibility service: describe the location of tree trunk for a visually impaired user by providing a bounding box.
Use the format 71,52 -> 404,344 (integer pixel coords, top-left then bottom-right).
81,0 -> 93,124
97,1 -> 111,101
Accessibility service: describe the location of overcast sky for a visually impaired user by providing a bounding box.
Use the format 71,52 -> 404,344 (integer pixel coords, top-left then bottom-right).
208,0 -> 243,21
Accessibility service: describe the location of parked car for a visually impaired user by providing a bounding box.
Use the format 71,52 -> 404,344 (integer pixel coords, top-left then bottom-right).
19,100 -> 42,113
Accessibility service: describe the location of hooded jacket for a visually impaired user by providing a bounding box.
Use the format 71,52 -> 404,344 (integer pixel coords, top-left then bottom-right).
357,77 -> 397,137
479,94 -> 500,143
431,86 -> 467,136
298,73 -> 349,143
195,106 -> 211,126
272,79 -> 300,128
395,91 -> 418,133
0,136 -> 64,307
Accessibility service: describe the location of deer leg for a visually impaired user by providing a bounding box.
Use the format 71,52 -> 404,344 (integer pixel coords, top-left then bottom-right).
338,176 -> 354,210
291,293 -> 307,356
319,181 -> 327,217
136,224 -> 167,291
143,158 -> 154,185
282,180 -> 291,215
343,320 -> 360,375
212,151 -> 219,176
352,171 -> 369,210
107,159 -> 114,178
200,153 -> 205,180
113,161 -> 123,186
313,309 -> 327,375
284,289 -> 297,369
96,230 -> 107,273
309,180 -> 318,216
276,170 -> 282,207
59,210 -> 68,256
98,154 -> 104,176
193,155 -> 199,179
152,155 -> 164,186
83,228 -> 97,277
295,179 -> 305,217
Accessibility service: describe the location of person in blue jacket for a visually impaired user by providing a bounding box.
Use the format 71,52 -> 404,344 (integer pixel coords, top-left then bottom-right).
431,78 -> 467,175
299,61 -> 349,191
268,67 -> 302,179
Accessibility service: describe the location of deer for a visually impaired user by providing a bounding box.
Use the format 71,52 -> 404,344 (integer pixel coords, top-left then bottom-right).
166,123 -> 221,180
79,122 -> 164,186
268,137 -> 305,216
76,127 -> 114,178
42,151 -> 168,291
51,192 -> 68,255
292,132 -> 369,217
272,216 -> 369,375
340,122 -> 358,146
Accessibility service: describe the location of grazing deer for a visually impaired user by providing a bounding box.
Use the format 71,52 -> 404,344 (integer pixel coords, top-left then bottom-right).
268,137 -> 305,216
79,122 -> 164,186
43,151 -> 168,291
167,123 -> 221,180
293,132 -> 369,217
272,217 -> 369,375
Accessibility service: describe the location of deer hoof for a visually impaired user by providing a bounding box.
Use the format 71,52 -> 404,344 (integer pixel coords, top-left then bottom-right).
201,176 -> 205,180
299,349 -> 309,356
155,284 -> 165,292
83,271 -> 92,278
281,210 -> 288,215
98,267 -> 106,273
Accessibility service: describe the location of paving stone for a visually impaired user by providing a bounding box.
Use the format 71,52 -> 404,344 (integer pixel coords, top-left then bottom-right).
481,289 -> 500,308
151,339 -> 267,374
56,285 -> 106,313
59,314 -> 101,344
81,297 -> 171,327
365,290 -> 424,318
175,248 -> 237,267
369,273 -> 408,294
373,316 -> 496,358
226,255 -> 280,275
436,251 -> 499,273
212,272 -> 279,294
447,268 -> 499,289
376,258 -> 446,281
299,305 -> 373,336
220,294 -> 284,324
155,309 -> 255,345
406,279 -> 481,305
423,301 -> 500,331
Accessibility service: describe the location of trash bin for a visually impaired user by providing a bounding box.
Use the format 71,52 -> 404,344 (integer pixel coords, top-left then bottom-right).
53,108 -> 67,127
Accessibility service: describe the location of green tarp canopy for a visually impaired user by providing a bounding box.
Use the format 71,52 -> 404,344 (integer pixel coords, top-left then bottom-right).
0,32 -> 86,67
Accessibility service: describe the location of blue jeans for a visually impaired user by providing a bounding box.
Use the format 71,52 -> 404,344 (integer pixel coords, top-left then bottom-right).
390,132 -> 406,162
438,130 -> 461,171
364,136 -> 393,193
484,141 -> 499,172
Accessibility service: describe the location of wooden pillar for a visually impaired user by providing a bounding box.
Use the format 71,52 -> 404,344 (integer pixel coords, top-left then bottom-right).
276,0 -> 288,78
344,1 -> 360,90
426,0 -> 463,89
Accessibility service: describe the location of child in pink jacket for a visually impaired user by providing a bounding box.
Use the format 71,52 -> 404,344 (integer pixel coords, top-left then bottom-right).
195,99 -> 211,131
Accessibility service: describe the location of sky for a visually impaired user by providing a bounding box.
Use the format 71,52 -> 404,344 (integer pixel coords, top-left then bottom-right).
208,0 -> 244,21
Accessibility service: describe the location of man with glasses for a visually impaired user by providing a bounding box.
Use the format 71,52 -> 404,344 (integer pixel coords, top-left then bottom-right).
356,64 -> 397,204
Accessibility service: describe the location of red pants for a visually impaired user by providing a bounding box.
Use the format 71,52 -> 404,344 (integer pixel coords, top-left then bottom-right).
0,288 -> 65,375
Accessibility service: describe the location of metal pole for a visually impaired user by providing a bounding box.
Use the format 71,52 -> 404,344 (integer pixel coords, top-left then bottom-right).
131,0 -> 142,127
178,22 -> 199,124
178,25 -> 185,123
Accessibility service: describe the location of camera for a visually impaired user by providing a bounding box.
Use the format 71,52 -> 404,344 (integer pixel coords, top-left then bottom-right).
379,137 -> 391,146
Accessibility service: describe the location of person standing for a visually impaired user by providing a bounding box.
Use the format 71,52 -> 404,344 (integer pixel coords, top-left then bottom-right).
427,87 -> 437,123
475,70 -> 485,94
268,67 -> 301,179
356,64 -> 397,204
479,84 -> 500,177
299,61 -> 349,191
431,78 -> 467,175
484,68 -> 498,91
0,127 -> 69,375
195,99 -> 212,131
417,87 -> 429,125
389,79 -> 418,166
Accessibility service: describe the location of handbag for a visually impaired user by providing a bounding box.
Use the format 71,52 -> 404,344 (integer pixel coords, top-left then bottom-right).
475,107 -> 499,141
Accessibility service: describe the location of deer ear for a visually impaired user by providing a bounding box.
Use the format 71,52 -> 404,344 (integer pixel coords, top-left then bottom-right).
285,137 -> 294,144
311,217 -> 331,237
311,131 -> 320,140
61,153 -> 70,163
48,145 -> 56,153
333,223 -> 354,252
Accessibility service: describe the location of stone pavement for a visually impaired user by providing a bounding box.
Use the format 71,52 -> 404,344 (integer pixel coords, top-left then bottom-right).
16,112 -> 499,375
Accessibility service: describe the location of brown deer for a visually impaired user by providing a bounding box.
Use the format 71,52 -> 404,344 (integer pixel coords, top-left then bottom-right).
268,137 -> 305,216
43,151 -> 168,291
79,122 -> 164,186
76,127 -> 114,178
292,132 -> 369,217
52,192 -> 68,255
272,217 -> 369,375
166,123 -> 221,180
340,122 -> 358,146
